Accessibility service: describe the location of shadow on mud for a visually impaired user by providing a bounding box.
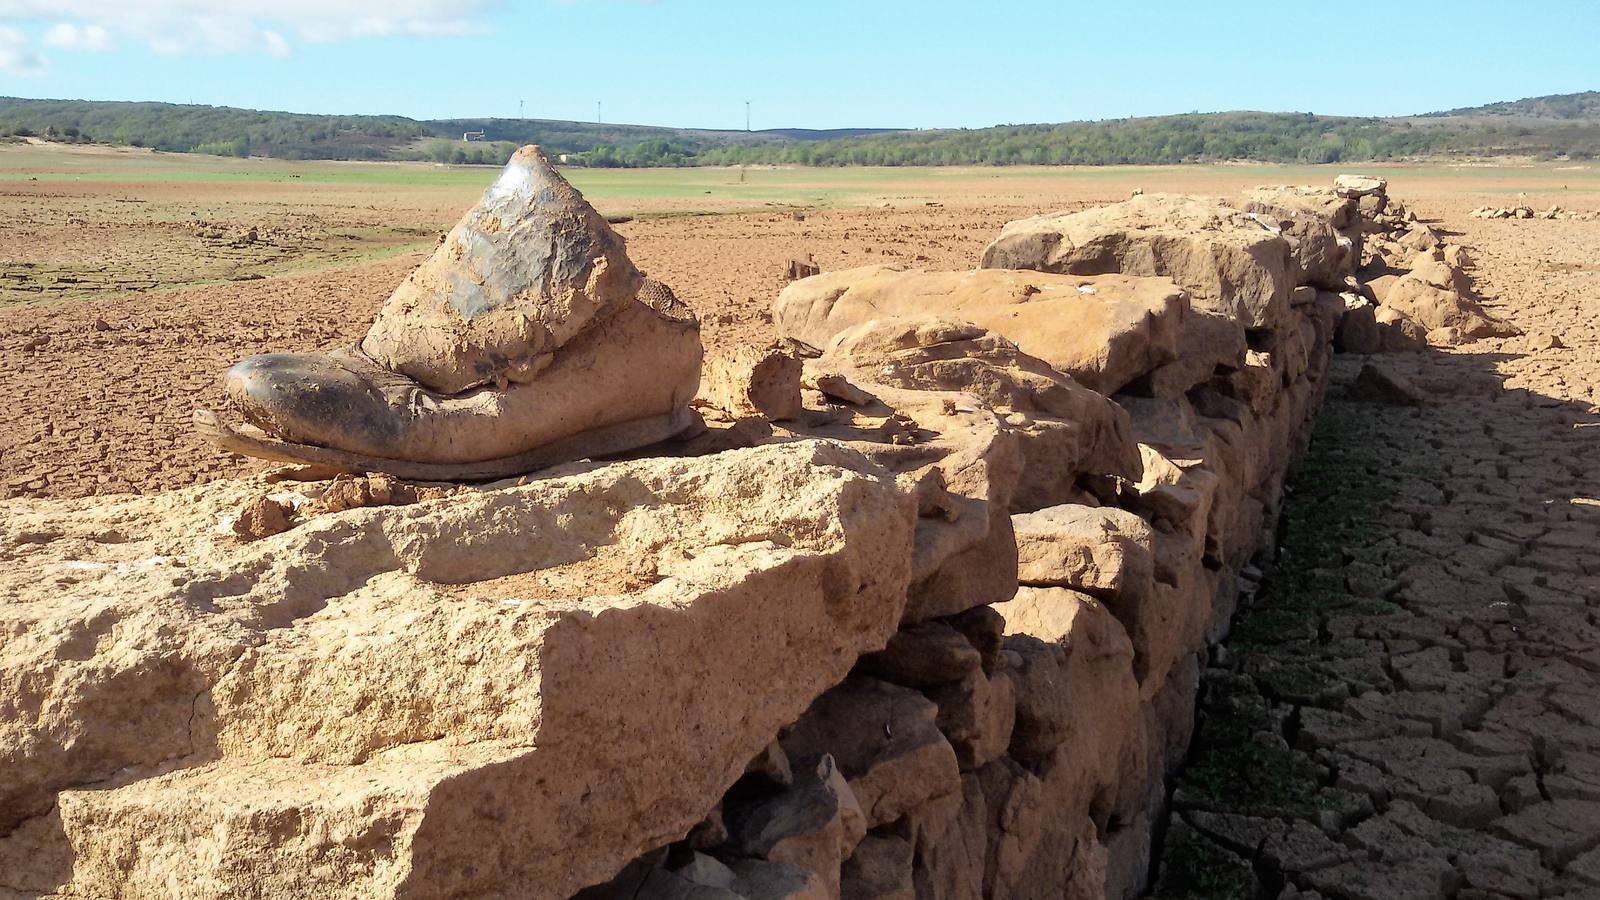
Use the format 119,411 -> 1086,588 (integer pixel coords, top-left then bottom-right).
1146,340 -> 1600,900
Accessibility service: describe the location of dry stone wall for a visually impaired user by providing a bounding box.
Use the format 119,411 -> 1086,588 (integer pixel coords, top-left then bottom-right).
0,178 -> 1421,899
577,181 -> 1379,900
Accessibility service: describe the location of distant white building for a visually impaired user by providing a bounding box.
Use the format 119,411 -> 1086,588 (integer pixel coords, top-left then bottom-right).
462,131 -> 486,142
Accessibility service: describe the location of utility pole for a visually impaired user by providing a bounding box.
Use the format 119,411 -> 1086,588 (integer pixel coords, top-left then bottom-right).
746,100 -> 751,132
597,101 -> 602,124
519,99 -> 524,120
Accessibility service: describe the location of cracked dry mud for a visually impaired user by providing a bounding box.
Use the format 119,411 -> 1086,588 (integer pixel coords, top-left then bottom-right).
1152,211 -> 1600,899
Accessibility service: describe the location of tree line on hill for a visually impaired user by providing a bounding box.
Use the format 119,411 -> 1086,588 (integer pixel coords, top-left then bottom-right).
3,96 -> 1598,167
1424,90 -> 1600,120
0,98 -> 427,159
697,114 -> 1600,166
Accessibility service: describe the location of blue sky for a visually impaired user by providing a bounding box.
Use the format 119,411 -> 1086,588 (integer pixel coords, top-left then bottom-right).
1,0 -> 1596,129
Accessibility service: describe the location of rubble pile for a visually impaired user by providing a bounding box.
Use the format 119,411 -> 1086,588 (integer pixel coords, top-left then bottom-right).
1468,204 -> 1597,221
1337,177 -> 1519,348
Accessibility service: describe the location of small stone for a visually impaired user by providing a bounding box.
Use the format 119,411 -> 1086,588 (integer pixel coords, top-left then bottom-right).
1336,303 -> 1382,355
746,740 -> 794,787
780,676 -> 961,830
726,754 -> 864,898
904,774 -> 985,899
685,808 -> 729,851
1011,504 -> 1155,596
1350,362 -> 1428,406
840,834 -> 914,900
924,669 -> 1016,770
635,868 -> 740,899
678,853 -> 738,890
786,256 -> 821,282
310,473 -> 453,515
856,622 -> 981,688
701,347 -> 804,421
1374,306 -> 1428,352
1442,244 -> 1474,269
999,628 -> 1079,762
728,860 -> 831,900
233,495 -> 293,540
942,606 -> 1006,674
809,373 -> 873,406
1426,326 -> 1464,347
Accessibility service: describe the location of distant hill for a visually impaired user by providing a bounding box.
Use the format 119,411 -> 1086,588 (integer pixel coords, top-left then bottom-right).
697,108 -> 1600,166
0,97 -> 898,166
3,92 -> 1599,167
0,97 -> 428,159
417,118 -> 898,165
1422,91 -> 1600,120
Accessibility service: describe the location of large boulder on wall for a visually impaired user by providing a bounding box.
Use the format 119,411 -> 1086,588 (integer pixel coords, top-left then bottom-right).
207,146 -> 704,479
979,193 -> 1296,331
774,265 -> 1189,395
1237,185 -> 1358,287
801,314 -> 1144,516
361,145 -> 644,395
1333,173 -> 1387,199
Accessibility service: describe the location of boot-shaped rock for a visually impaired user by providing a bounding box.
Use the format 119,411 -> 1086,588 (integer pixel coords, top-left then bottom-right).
199,146 -> 703,480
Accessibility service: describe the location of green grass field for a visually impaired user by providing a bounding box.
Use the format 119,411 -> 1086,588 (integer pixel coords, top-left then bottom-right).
5,143 -> 1598,217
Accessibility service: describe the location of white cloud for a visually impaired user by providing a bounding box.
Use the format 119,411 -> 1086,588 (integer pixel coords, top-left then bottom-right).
0,24 -> 43,73
42,21 -> 110,50
0,1 -> 499,64
262,29 -> 290,57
